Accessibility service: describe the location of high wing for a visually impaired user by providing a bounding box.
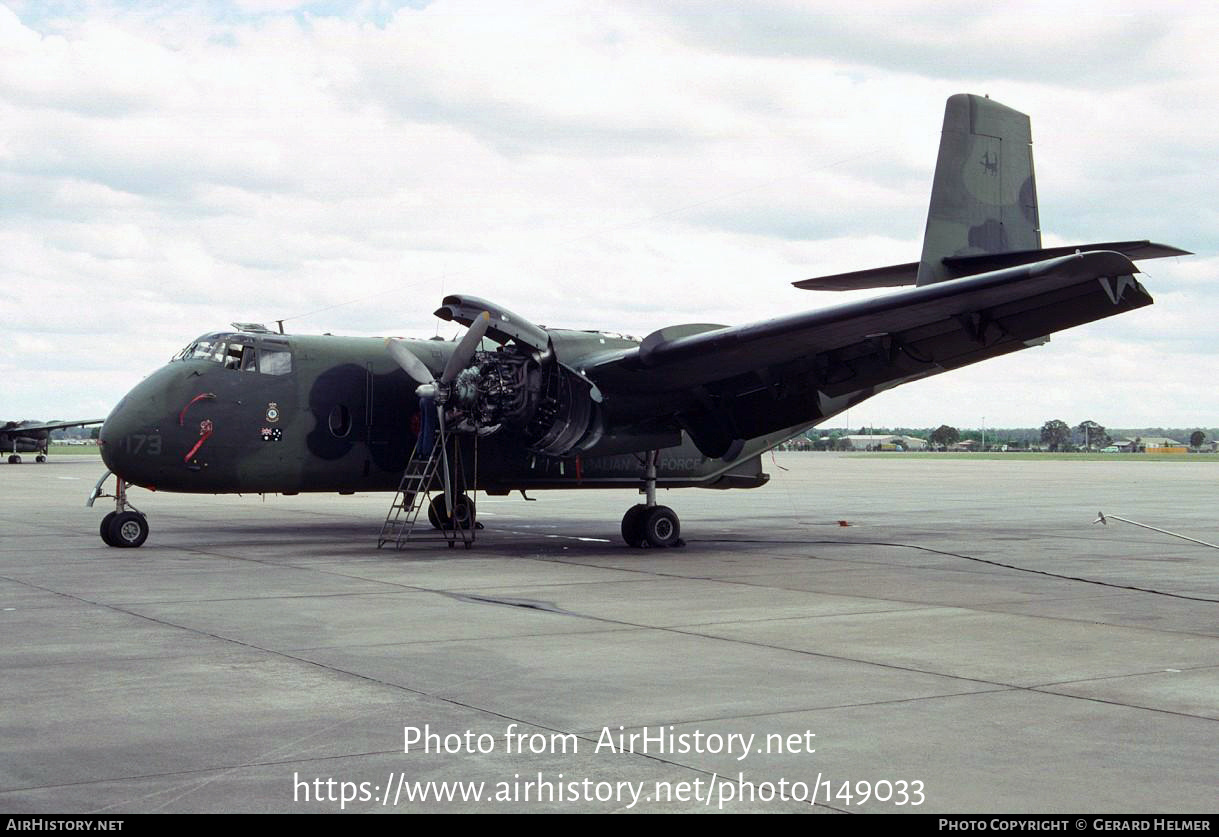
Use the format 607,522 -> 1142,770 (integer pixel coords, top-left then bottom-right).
583,251 -> 1150,457
3,419 -> 105,434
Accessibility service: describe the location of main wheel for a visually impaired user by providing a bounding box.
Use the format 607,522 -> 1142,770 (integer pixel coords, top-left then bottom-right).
621,504 -> 649,548
35,455 -> 46,463
427,494 -> 476,529
107,511 -> 149,548
99,512 -> 117,546
642,505 -> 681,548
7,454 -> 20,464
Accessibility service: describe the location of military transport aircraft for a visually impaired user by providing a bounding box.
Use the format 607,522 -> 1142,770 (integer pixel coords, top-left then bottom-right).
89,94 -> 1188,548
3,419 -> 103,464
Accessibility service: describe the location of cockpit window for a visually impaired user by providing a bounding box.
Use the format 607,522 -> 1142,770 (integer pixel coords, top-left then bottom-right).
258,348 -> 292,375
174,333 -> 291,375
182,339 -> 217,361
222,342 -> 249,370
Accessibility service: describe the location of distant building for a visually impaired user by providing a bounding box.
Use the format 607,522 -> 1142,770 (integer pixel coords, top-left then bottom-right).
839,434 -> 927,451
1112,437 -> 1185,454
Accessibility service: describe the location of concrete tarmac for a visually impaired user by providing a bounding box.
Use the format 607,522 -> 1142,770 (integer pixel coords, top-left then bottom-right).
2,453 -> 1217,813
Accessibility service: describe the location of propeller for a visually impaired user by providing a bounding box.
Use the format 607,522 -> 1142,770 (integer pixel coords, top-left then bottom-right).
385,310 -> 491,400
384,311 -> 492,523
385,339 -> 435,393
441,311 -> 491,385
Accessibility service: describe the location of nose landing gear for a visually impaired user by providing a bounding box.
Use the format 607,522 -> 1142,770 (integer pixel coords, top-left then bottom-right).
89,471 -> 150,548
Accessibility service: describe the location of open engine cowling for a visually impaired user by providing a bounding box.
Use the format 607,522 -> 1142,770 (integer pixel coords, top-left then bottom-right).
452,348 -> 602,457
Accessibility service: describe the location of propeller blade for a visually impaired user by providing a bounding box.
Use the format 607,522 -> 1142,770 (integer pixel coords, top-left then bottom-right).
440,311 -> 491,384
385,338 -> 436,386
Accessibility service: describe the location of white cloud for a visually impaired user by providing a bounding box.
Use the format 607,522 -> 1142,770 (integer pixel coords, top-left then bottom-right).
0,0 -> 1215,432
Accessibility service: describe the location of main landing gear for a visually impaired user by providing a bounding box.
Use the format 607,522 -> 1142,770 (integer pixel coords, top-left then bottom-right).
620,450 -> 684,549
89,471 -> 150,548
6,450 -> 48,464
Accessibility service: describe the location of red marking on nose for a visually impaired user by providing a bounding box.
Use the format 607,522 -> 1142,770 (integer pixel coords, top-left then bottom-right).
179,393 -> 216,426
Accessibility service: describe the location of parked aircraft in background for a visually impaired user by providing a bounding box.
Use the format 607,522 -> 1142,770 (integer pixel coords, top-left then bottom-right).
2,420 -> 103,464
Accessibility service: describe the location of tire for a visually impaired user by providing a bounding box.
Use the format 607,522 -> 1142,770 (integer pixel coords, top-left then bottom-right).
428,494 -> 476,529
7,454 -> 20,464
99,512 -> 117,546
35,455 -> 46,463
642,505 -> 681,548
620,504 -> 649,548
107,511 -> 149,548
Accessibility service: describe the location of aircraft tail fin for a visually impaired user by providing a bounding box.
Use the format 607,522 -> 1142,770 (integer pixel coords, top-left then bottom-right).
916,93 -> 1040,286
792,94 -> 1189,293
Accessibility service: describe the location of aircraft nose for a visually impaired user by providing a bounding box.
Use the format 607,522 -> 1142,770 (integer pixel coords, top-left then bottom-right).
98,369 -> 178,487
99,394 -> 147,482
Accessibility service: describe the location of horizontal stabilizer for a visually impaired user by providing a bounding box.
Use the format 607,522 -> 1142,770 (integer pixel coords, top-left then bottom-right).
792,262 -> 918,292
794,241 -> 1189,292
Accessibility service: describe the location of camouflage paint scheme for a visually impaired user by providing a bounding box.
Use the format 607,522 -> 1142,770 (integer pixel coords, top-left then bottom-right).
95,94 -> 1187,542
98,329 -> 773,496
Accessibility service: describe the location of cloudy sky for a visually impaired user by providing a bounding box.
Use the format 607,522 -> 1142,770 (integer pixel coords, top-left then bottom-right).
2,0 -> 1215,430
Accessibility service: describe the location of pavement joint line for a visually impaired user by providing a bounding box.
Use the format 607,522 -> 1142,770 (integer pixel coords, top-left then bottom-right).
569,686 -> 1020,734
1025,662 -> 1219,690
1023,687 -> 1219,724
6,565 -> 1042,711
10,457 -> 1219,811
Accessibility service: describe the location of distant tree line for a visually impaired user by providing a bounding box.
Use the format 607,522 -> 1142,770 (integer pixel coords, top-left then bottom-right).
797,423 -> 1214,452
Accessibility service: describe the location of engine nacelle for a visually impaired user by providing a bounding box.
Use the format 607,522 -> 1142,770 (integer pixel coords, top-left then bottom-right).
453,348 -> 601,457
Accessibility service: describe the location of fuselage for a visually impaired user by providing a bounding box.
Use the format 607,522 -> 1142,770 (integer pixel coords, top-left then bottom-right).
98,330 -> 776,495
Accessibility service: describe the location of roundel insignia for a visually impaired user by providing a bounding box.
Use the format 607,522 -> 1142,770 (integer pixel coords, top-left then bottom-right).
266,402 -> 280,423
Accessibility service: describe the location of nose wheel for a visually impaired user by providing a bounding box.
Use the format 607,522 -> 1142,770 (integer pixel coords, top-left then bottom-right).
90,472 -> 150,548
100,510 -> 150,548
621,450 -> 684,548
